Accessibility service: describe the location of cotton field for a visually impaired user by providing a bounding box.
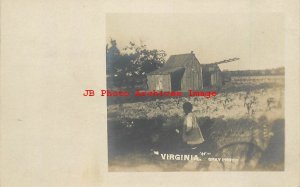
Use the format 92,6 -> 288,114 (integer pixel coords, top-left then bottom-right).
107,75 -> 285,171
108,77 -> 284,121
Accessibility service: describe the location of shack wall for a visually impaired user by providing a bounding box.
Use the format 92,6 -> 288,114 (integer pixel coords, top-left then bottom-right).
210,70 -> 222,88
147,74 -> 171,91
181,57 -> 203,91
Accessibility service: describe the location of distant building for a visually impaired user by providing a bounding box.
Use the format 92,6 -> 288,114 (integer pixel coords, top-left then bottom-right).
201,64 -> 222,89
147,52 -> 227,91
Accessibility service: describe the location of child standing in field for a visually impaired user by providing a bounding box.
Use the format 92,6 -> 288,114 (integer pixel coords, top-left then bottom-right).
182,102 -> 205,149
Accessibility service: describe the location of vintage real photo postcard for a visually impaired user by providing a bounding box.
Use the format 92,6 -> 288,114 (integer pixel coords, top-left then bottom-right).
1,0 -> 299,187
105,13 -> 286,172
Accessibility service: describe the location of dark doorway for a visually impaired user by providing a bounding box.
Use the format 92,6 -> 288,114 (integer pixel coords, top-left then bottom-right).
170,69 -> 185,91
203,70 -> 212,88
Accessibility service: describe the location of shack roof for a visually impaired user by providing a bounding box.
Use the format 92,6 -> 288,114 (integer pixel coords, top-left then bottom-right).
201,63 -> 221,72
164,53 -> 198,67
148,53 -> 199,75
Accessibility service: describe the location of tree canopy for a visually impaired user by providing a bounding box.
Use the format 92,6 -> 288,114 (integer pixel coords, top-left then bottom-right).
106,39 -> 166,88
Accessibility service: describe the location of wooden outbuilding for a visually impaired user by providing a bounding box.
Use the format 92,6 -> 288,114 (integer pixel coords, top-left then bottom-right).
147,52 -> 239,91
147,52 -> 203,91
201,64 -> 222,89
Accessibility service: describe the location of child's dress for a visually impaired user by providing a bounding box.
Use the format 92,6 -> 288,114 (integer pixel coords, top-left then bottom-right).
182,112 -> 205,145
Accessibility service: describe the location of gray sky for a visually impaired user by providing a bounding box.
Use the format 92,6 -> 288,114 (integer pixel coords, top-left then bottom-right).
106,13 -> 284,70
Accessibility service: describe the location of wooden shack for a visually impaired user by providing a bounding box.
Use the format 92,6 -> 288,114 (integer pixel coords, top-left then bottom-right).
201,64 -> 222,89
147,52 -> 203,91
147,52 -> 239,91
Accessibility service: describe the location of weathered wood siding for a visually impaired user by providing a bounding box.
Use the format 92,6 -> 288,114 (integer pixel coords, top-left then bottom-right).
181,56 -> 203,91
147,54 -> 205,91
146,75 -> 156,90
147,74 -> 171,91
211,71 -> 222,87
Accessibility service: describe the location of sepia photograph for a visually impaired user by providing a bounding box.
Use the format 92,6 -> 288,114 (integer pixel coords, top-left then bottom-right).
1,0 -> 299,186
106,13 -> 285,171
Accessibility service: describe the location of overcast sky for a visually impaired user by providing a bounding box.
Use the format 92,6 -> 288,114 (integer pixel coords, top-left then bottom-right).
106,13 -> 284,71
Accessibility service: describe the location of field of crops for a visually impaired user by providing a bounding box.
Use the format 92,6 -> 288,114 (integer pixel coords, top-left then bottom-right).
107,75 -> 285,171
108,76 -> 284,120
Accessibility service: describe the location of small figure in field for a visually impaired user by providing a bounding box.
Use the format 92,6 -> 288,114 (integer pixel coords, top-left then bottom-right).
244,91 -> 250,107
182,102 -> 205,149
244,93 -> 257,114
